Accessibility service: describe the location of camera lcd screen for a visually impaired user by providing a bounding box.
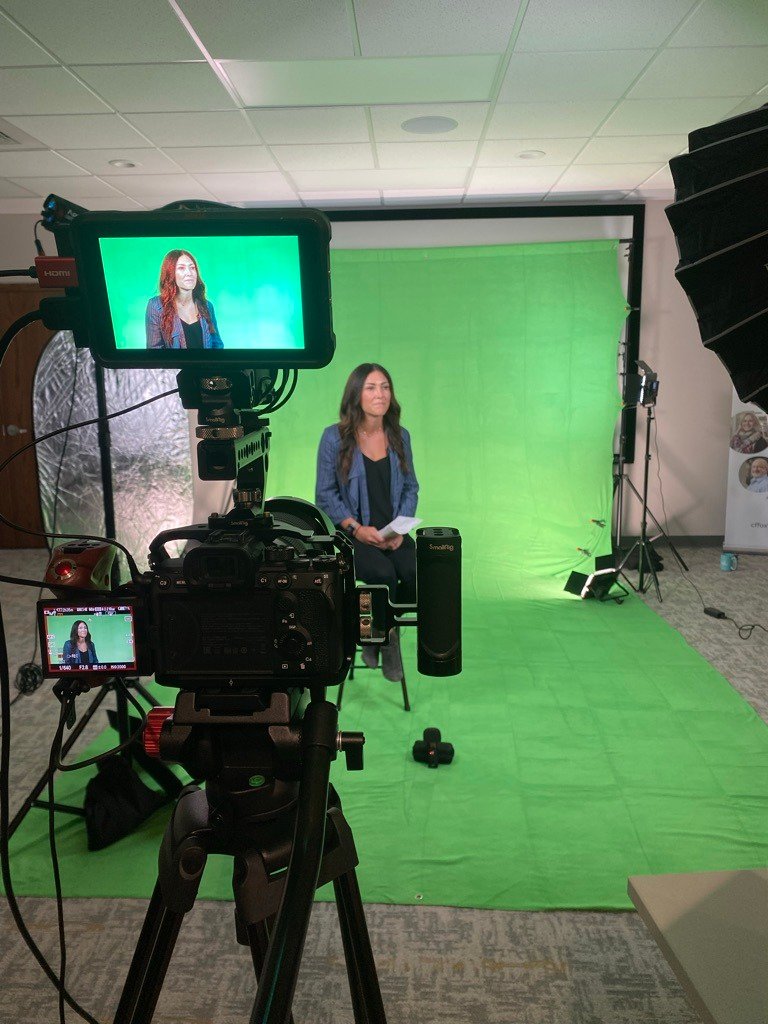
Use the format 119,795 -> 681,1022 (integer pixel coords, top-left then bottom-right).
40,603 -> 138,676
69,209 -> 334,369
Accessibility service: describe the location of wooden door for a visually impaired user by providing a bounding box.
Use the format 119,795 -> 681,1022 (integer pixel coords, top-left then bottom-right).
0,284 -> 63,547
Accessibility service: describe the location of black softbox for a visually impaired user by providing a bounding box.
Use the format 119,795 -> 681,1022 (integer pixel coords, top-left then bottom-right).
665,104 -> 768,411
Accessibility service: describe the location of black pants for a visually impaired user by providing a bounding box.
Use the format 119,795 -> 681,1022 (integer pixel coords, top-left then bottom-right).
351,534 -> 416,603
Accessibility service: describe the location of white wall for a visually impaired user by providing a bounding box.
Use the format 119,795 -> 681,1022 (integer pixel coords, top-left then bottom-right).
626,200 -> 733,537
0,203 -> 734,537
0,212 -> 40,281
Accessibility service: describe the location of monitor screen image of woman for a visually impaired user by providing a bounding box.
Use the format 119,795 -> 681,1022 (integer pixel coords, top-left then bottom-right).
145,249 -> 224,350
61,620 -> 99,667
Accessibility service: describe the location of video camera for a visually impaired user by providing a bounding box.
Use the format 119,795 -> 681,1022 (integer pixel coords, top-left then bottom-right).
34,200 -> 462,691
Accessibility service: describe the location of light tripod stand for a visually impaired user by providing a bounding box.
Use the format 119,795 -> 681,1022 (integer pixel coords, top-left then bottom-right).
112,685 -> 386,1024
614,401 -> 688,601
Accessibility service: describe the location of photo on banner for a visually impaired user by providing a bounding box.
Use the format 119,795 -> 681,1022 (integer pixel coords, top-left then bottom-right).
724,391 -> 768,552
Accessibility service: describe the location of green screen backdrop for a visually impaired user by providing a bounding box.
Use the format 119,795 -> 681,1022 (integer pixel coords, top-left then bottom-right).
7,238 -> 767,911
268,239 -> 626,579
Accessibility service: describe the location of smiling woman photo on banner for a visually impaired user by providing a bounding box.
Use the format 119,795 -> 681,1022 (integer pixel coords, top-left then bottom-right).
729,411 -> 768,454
145,249 -> 224,350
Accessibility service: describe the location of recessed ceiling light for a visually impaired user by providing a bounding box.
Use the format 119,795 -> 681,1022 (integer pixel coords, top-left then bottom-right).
401,116 -> 459,135
108,159 -> 137,168
517,150 -> 546,160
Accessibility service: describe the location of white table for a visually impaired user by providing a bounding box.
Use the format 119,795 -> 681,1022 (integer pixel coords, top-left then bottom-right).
628,868 -> 768,1024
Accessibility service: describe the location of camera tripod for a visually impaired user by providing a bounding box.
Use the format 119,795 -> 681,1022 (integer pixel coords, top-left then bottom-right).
114,685 -> 386,1024
614,403 -> 688,601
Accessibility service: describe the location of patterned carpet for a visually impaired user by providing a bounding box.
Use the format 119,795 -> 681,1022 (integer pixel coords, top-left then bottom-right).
1,543 -> 765,1023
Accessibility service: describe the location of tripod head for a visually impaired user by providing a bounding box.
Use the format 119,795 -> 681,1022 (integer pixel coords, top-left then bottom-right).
143,687 -> 364,828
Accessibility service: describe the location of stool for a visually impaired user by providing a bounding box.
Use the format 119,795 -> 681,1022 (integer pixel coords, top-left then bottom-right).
337,630 -> 411,712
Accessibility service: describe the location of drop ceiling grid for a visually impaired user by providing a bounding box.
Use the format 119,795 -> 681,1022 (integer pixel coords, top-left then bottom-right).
0,0 -> 765,210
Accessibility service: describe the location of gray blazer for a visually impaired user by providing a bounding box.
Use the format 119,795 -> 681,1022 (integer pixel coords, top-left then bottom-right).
315,424 -> 419,527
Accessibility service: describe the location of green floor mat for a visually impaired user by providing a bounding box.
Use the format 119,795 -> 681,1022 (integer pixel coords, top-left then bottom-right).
6,577 -> 768,911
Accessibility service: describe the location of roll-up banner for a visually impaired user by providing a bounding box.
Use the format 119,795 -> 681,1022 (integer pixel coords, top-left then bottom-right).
723,391 -> 768,553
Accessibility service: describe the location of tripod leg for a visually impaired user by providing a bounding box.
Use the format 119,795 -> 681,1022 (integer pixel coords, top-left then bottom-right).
334,869 -> 387,1024
113,881 -> 186,1024
249,699 -> 338,1024
246,919 -> 295,1024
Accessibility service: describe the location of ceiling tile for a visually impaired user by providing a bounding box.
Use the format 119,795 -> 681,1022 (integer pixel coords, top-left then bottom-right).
0,116 -> 45,148
0,11 -> 57,66
1,0 -> 200,63
498,51 -> 655,103
355,0 -> 521,56
629,164 -> 676,196
56,148 -> 183,175
292,168 -> 467,190
554,163 -> 663,190
515,0 -> 693,51
223,56 -> 499,107
3,114 -> 151,149
669,0 -> 768,47
6,175 -> 124,198
376,141 -> 478,168
0,151 -> 88,176
179,0 -> 355,59
478,138 -> 587,166
126,111 -> 258,147
468,165 -> 566,192
487,101 -> 615,138
0,68 -> 110,116
370,102 -> 489,142
599,97 -> 740,134
271,144 -> 374,171
193,172 -> 297,201
301,190 -> 382,206
629,46 -> 768,98
575,134 -> 687,164
246,106 -> 369,144
164,146 -> 277,172
101,174 -> 216,200
73,64 -> 235,113
76,195 -> 146,209
0,178 -> 38,198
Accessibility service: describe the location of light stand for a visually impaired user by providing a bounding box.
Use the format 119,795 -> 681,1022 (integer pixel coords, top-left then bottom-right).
615,363 -> 688,601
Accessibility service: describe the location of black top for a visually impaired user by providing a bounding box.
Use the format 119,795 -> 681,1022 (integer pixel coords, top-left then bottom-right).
181,318 -> 204,349
363,454 -> 393,530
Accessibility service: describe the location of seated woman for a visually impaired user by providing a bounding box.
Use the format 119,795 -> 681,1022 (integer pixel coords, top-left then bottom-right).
145,249 -> 224,350
316,363 -> 419,681
62,620 -> 99,667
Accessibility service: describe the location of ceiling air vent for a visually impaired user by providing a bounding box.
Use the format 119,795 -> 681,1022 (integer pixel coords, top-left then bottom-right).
0,130 -> 20,146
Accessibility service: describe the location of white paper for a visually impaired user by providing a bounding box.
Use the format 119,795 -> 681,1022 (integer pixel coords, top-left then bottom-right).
377,515 -> 422,540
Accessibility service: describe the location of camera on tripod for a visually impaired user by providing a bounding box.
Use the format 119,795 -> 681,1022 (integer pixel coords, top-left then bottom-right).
34,202 -> 462,689
22,200 -> 462,1023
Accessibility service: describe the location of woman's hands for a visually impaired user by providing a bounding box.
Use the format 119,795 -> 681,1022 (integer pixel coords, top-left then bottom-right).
355,525 -> 387,548
385,534 -> 403,551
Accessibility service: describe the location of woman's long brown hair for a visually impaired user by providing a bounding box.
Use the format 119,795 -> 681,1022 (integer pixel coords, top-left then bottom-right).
158,249 -> 213,345
337,363 -> 408,482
